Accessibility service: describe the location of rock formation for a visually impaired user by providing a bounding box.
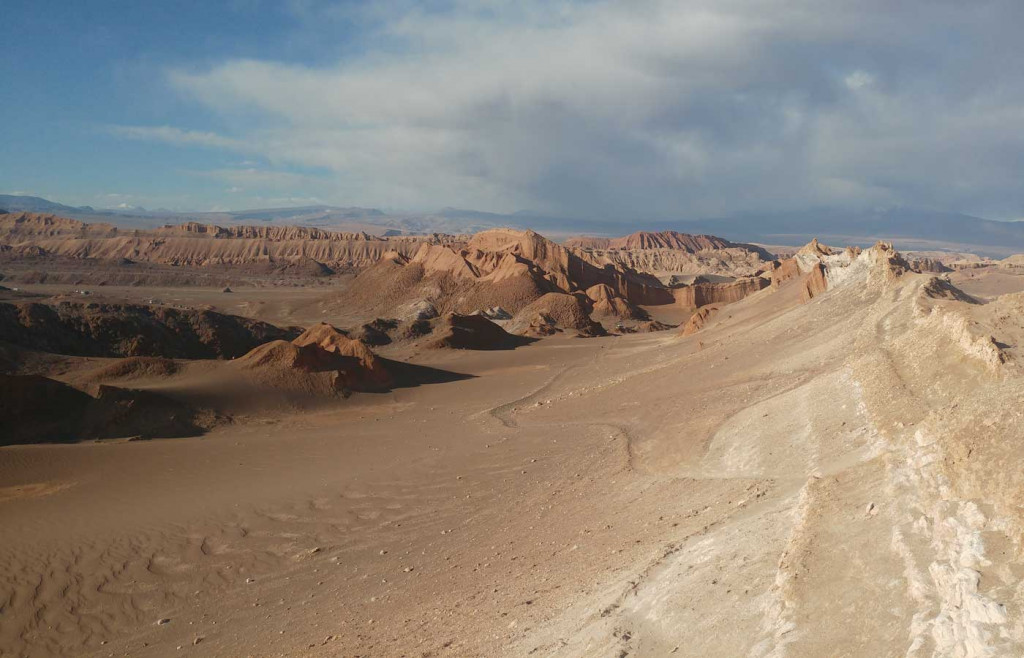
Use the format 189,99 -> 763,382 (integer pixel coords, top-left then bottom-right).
0,212 -> 447,277
565,230 -> 773,281
801,262 -> 828,302
584,284 -> 647,321
506,292 -> 607,337
291,323 -> 393,388
566,231 -> 736,252
234,323 -> 394,396
673,277 -> 769,310
680,305 -> 719,336
423,313 -> 534,350
908,257 -> 953,273
0,301 -> 299,359
324,228 -> 673,327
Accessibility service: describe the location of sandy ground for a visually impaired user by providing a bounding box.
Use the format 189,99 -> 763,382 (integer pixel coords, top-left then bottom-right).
949,266 -> 1024,300
3,254 -> 1024,657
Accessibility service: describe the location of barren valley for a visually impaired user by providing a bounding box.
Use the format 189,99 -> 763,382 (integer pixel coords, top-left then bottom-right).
3,211 -> 1024,657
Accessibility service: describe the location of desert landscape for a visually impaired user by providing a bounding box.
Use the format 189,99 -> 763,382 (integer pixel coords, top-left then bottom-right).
8,2 -> 1024,656
2,208 -> 1024,657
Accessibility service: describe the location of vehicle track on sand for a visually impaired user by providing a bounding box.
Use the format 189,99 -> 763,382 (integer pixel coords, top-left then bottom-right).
484,365 -> 580,428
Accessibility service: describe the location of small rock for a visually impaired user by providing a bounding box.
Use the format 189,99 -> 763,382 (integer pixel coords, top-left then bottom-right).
156,618 -> 172,626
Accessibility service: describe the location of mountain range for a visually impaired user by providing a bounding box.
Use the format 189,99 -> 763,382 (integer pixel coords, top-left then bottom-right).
3,194 -> 1022,256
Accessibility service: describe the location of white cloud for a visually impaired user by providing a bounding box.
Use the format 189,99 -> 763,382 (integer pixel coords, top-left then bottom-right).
844,70 -> 874,90
152,0 -> 1024,218
110,125 -> 246,151
192,167 -> 318,187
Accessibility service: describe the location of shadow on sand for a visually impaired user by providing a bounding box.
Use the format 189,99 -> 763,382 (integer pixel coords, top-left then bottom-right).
382,358 -> 477,388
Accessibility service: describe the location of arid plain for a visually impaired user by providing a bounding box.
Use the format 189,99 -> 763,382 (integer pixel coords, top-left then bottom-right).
3,212 -> 1024,657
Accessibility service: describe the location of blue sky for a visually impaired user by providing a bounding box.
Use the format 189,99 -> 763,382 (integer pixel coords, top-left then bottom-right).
4,0 -> 1024,220
1,0 -> 375,210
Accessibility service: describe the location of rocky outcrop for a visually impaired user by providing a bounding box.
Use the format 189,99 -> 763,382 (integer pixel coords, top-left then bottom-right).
0,301 -> 299,359
999,254 -> 1024,270
351,319 -> 400,347
909,257 -> 953,273
325,228 -> 673,330
770,257 -> 804,288
566,231 -> 736,252
798,238 -> 833,258
801,262 -> 828,302
0,212 -> 446,272
585,284 -> 647,321
0,212 -> 118,240
156,222 -> 375,242
865,241 -> 911,284
770,239 -> 852,301
460,229 -> 672,304
620,320 -> 674,333
680,305 -> 719,336
673,277 -> 769,310
566,230 -> 773,281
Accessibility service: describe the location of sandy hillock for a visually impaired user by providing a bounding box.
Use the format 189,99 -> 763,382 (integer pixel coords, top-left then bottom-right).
234,344 -> 379,398
423,313 -> 534,350
0,300 -> 299,358
220,321 -> 477,404
231,321 -> 394,395
506,292 -> 607,337
81,356 -> 180,382
0,373 -> 214,445
291,323 -> 393,388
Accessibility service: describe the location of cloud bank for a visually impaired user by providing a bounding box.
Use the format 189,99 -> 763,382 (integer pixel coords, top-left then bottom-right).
154,0 -> 1024,219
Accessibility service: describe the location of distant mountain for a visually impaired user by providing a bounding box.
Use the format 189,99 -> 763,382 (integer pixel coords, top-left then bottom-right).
667,207 -> 1024,256
0,194 -> 94,215
4,195 -> 1023,256
211,205 -> 386,223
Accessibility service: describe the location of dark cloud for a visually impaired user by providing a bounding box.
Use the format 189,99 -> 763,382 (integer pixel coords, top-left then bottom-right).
158,0 -> 1024,219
